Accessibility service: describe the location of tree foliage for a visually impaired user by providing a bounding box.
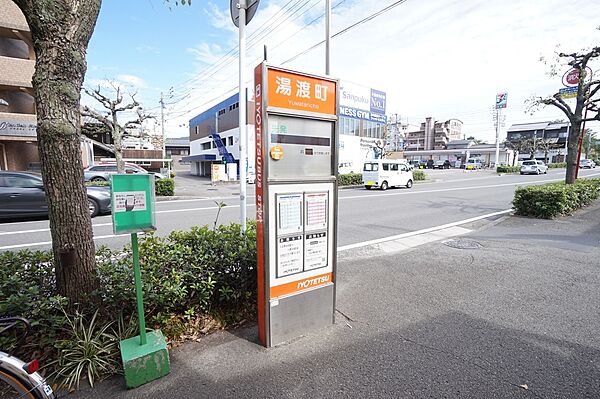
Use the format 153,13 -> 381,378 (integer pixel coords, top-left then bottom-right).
527,35 -> 600,183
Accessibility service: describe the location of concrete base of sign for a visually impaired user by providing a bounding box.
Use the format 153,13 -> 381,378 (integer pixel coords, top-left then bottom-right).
120,330 -> 170,389
270,284 -> 335,346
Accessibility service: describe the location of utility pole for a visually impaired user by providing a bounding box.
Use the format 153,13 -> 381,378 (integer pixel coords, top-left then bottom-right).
238,0 -> 248,234
325,0 -> 331,75
494,107 -> 500,167
159,91 -> 169,177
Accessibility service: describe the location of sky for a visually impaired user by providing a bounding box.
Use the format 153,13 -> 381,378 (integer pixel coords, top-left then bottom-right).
84,0 -> 600,142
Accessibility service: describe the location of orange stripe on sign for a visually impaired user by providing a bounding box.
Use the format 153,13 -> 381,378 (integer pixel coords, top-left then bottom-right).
270,272 -> 333,299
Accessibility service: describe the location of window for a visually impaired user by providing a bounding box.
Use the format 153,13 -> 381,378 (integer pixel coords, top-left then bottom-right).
363,163 -> 379,171
201,142 -> 211,150
228,136 -> 234,146
522,160 -> 536,165
382,163 -> 389,171
390,163 -> 399,171
218,108 -> 226,116
4,175 -> 41,188
90,165 -> 108,171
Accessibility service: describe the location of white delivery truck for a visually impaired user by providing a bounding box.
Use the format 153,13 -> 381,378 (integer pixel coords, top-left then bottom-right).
362,159 -> 414,190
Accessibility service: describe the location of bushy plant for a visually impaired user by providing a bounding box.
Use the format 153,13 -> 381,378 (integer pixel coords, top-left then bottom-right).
155,178 -> 175,196
548,162 -> 567,168
338,173 -> 362,186
85,180 -> 110,187
497,165 -> 520,173
513,178 -> 600,218
413,170 -> 426,181
0,221 -> 258,390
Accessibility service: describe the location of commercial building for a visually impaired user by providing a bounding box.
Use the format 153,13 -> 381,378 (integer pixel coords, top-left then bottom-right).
185,90 -> 254,178
506,121 -> 570,162
405,117 -> 463,150
404,139 -> 515,167
0,0 -> 38,171
185,81 -> 387,176
337,81 -> 387,173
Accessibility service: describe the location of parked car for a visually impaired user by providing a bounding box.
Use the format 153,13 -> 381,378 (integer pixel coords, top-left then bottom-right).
465,158 -> 482,170
426,159 -> 434,169
434,160 -> 451,169
409,160 -> 421,169
362,160 -> 413,190
579,159 -> 596,169
84,163 -> 165,182
417,160 -> 428,169
520,160 -> 548,175
0,171 -> 111,219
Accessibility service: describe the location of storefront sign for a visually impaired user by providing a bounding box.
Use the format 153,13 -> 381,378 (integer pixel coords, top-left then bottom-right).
339,81 -> 386,122
0,119 -> 37,137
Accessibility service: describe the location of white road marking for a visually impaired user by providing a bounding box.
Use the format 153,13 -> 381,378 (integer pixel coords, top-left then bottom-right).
338,209 -> 512,251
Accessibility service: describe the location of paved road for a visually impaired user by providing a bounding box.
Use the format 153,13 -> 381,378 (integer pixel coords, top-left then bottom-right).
1,168 -> 599,251
71,199 -> 600,399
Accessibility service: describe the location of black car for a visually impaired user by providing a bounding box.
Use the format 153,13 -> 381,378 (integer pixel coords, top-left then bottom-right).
0,171 -> 111,220
426,159 -> 435,169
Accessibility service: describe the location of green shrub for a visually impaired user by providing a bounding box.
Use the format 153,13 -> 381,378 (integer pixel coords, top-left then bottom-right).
338,173 -> 362,186
497,165 -> 520,173
548,162 -> 567,168
0,221 -> 257,389
513,178 -> 600,218
155,178 -> 175,196
413,170 -> 426,181
85,180 -> 110,187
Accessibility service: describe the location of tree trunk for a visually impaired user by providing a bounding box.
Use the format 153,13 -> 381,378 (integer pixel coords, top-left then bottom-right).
565,120 -> 582,184
112,116 -> 124,173
14,0 -> 102,302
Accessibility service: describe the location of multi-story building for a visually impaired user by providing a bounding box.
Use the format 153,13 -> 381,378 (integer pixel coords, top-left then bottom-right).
506,121 -> 570,162
0,0 -> 38,171
405,117 -> 463,150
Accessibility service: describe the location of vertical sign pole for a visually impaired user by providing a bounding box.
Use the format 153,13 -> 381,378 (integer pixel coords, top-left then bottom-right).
325,0 -> 331,75
239,0 -> 248,234
131,232 -> 147,346
494,107 -> 500,167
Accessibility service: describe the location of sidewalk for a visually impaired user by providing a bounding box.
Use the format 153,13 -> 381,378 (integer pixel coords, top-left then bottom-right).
73,202 -> 600,398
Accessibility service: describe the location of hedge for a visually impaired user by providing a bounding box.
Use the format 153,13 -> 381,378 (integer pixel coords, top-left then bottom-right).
87,177 -> 175,196
155,178 -> 175,196
513,178 -> 600,218
338,172 -> 362,186
548,162 -> 567,168
0,222 -> 257,390
497,165 -> 521,173
413,170 -> 426,181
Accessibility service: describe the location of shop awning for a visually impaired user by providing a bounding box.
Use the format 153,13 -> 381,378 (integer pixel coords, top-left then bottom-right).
182,154 -> 217,162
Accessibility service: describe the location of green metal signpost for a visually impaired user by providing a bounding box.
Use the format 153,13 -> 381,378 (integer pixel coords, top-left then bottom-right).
111,174 -> 169,388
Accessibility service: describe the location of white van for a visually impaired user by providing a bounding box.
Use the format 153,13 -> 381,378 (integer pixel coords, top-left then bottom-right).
362,159 -> 414,190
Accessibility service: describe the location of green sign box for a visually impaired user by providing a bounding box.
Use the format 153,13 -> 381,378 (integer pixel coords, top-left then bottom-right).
111,174 -> 157,234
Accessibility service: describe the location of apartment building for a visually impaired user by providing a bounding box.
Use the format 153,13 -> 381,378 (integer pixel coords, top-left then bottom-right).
405,117 -> 463,150
0,0 -> 38,171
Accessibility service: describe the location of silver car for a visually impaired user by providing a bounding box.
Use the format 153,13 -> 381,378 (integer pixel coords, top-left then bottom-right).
579,159 -> 596,169
520,160 -> 548,175
84,164 -> 164,182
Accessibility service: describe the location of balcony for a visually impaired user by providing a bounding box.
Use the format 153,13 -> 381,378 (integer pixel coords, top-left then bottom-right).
0,56 -> 34,88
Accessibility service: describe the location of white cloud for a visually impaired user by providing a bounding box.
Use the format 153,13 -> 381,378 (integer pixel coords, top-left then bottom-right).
168,0 -> 600,140
117,74 -> 148,89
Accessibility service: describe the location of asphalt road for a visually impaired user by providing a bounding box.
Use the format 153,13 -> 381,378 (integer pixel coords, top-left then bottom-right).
1,168 -> 599,251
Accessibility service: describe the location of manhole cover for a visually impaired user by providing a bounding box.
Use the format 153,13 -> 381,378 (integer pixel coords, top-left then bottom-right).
442,238 -> 483,249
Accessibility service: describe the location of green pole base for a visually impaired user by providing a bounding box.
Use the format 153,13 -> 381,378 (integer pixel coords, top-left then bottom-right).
120,330 -> 170,389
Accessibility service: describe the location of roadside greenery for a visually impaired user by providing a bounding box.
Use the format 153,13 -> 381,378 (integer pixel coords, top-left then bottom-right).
0,221 -> 257,391
548,162 -> 567,168
86,178 -> 176,196
155,178 -> 175,196
338,173 -> 362,186
413,170 -> 426,181
496,166 -> 521,174
513,179 -> 600,218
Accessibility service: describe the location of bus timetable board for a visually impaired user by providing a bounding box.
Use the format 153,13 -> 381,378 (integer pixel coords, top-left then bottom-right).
254,63 -> 339,347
